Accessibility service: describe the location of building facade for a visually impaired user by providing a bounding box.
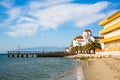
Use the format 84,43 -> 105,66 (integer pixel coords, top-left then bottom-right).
99,10 -> 120,53
72,29 -> 103,48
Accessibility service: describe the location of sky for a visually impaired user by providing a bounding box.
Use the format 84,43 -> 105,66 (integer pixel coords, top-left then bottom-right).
0,0 -> 120,51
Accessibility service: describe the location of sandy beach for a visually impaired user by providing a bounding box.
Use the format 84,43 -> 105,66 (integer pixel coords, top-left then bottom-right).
85,58 -> 120,80
66,54 -> 120,80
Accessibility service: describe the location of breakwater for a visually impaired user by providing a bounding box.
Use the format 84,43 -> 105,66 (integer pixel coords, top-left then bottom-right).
7,51 -> 72,58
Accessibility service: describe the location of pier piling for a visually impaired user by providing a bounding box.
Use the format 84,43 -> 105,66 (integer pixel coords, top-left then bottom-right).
7,51 -> 71,58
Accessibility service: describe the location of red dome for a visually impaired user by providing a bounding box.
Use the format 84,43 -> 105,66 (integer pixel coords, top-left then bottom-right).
84,29 -> 91,32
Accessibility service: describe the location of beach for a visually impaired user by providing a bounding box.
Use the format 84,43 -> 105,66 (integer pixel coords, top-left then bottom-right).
66,54 -> 120,80
85,57 -> 120,80
55,60 -> 85,80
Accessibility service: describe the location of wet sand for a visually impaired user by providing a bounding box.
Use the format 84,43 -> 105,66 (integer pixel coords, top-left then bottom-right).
85,58 -> 120,80
55,60 -> 84,80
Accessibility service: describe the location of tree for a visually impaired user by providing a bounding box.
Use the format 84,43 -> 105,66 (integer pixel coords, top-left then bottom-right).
70,47 -> 76,54
88,40 -> 101,54
78,46 -> 83,54
70,41 -> 73,47
70,40 -> 101,54
70,46 -> 80,54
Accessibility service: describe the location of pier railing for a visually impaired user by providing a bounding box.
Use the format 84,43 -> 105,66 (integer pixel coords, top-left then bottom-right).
7,51 -> 72,58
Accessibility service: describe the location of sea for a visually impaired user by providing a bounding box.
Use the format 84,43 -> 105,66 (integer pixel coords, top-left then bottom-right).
0,54 -> 84,80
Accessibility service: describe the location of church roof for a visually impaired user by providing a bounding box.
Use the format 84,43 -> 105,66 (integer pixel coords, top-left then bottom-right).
74,36 -> 83,40
73,36 -> 104,40
84,29 -> 91,32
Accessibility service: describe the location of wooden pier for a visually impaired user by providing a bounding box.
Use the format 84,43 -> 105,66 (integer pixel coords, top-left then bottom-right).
7,51 -> 72,58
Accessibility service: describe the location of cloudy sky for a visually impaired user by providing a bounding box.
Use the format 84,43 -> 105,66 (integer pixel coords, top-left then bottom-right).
0,0 -> 120,51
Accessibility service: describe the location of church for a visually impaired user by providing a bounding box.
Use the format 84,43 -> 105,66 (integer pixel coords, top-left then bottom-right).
72,29 -> 104,47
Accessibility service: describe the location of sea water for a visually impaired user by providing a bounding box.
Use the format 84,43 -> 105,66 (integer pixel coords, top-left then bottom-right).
0,54 -> 84,80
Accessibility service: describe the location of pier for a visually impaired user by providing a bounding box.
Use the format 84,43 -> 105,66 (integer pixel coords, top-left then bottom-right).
7,51 -> 72,58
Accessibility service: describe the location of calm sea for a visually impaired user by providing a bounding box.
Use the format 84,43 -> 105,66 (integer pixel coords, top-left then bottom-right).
0,54 -> 84,80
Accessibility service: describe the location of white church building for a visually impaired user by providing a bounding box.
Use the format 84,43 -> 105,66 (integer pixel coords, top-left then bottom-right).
72,29 -> 104,47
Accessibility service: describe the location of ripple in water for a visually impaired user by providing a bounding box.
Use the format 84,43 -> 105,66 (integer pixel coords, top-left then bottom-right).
0,54 -> 84,80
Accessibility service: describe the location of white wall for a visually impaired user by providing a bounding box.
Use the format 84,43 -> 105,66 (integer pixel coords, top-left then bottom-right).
73,40 -> 78,47
104,17 -> 120,29
101,43 -> 104,49
104,29 -> 120,38
73,39 -> 85,47
96,51 -> 120,57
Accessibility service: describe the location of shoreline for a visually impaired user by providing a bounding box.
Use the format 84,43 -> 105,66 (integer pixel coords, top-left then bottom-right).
65,54 -> 120,80
55,60 -> 85,80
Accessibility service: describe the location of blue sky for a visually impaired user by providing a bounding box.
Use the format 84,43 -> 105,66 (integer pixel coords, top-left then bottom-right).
0,0 -> 120,51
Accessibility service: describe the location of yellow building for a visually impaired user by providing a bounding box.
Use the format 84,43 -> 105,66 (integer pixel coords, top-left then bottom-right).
99,10 -> 120,53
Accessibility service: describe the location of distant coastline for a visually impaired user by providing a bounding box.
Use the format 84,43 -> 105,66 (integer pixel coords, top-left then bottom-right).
0,52 -> 7,54
0,46 -> 66,54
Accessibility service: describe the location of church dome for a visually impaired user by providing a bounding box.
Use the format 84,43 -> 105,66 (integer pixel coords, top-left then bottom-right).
84,29 -> 91,32
83,29 -> 92,37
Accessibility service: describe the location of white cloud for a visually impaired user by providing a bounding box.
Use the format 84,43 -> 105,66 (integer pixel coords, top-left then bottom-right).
76,14 -> 106,27
28,0 -> 73,10
7,7 -> 22,21
6,23 -> 39,37
28,1 -> 111,28
17,16 -> 36,23
0,0 -> 13,8
0,0 -> 116,37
